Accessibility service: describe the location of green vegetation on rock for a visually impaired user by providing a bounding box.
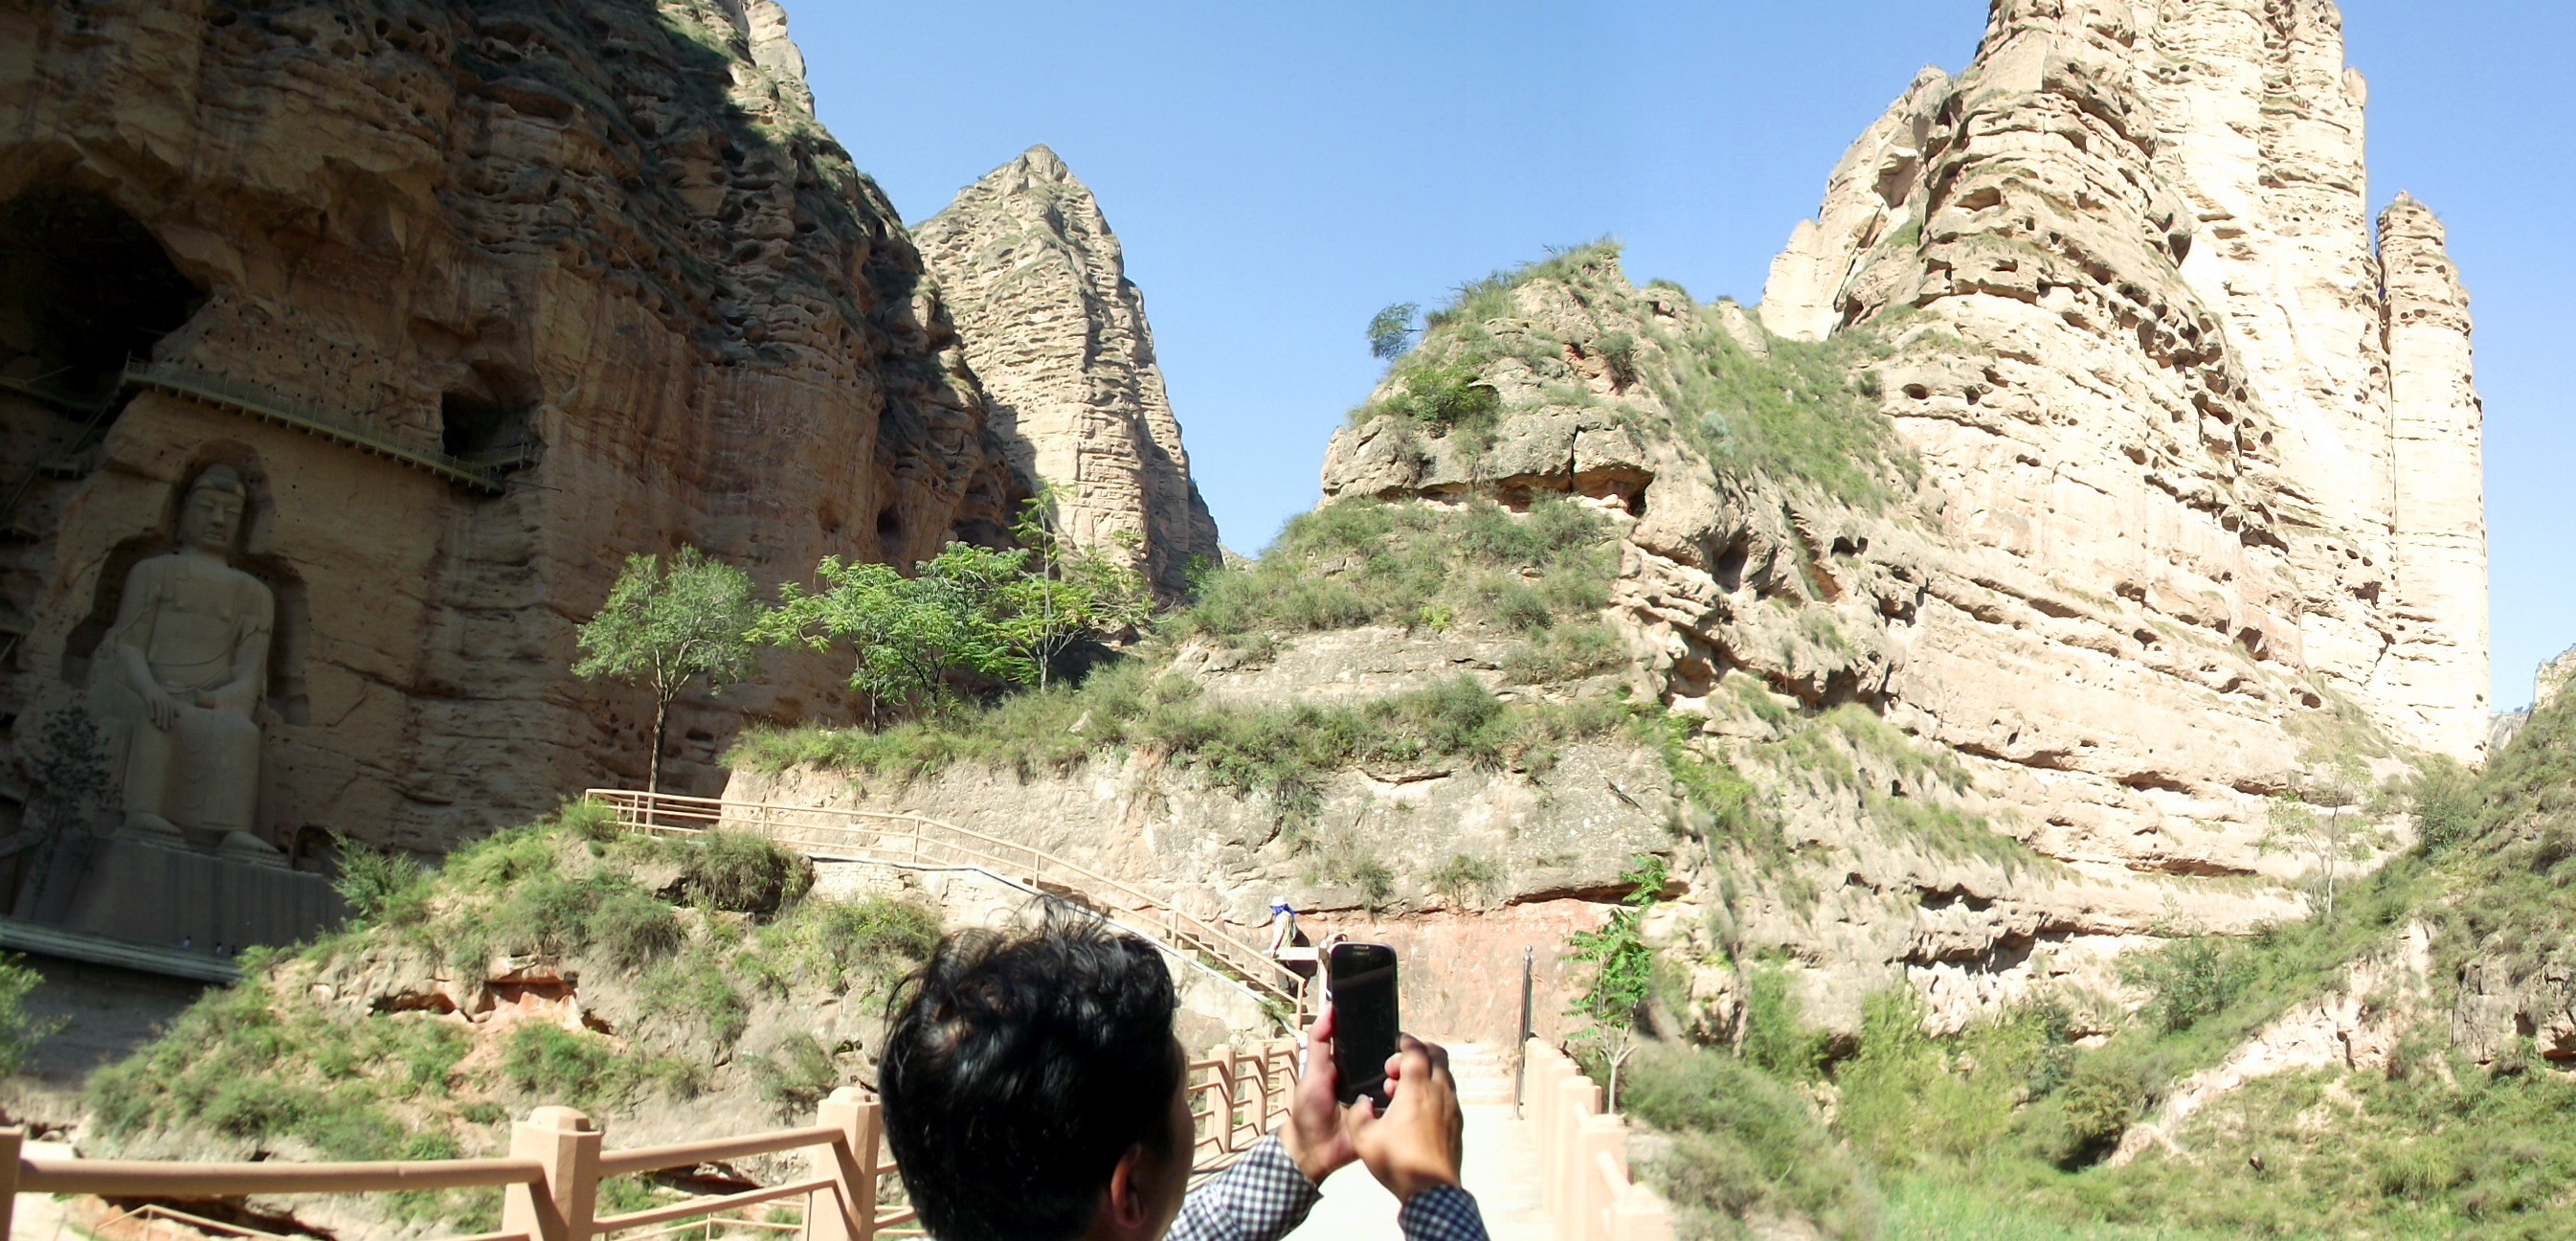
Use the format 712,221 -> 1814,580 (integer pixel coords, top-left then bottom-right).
1175,495 -> 1617,650
84,806 -> 939,1230
1351,239 -> 1926,509
1624,690 -> 2576,1241
737,666 -> 1624,831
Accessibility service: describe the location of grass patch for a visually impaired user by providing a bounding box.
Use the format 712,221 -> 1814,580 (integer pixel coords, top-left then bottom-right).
1624,1045 -> 1880,1241
84,811 -> 938,1229
1175,496 -> 1616,648
736,670 -> 1624,831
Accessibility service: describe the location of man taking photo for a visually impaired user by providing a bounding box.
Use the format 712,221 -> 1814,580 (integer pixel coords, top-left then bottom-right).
879,911 -> 1489,1241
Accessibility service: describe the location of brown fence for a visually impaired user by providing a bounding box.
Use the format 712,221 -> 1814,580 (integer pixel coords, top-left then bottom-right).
584,790 -> 1307,1018
1523,1041 -> 1673,1241
7,1047 -> 1299,1241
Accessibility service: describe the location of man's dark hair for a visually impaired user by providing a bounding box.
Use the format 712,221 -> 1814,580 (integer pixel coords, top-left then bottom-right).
879,908 -> 1187,1241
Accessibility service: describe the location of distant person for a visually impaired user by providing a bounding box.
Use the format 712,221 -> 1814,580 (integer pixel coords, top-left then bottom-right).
1265,897 -> 1299,956
879,911 -> 1486,1241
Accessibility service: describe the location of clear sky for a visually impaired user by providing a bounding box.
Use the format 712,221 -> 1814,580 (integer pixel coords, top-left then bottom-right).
789,2 -> 2573,710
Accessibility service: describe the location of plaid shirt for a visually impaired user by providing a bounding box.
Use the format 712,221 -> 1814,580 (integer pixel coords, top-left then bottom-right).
1170,1135 -> 1490,1241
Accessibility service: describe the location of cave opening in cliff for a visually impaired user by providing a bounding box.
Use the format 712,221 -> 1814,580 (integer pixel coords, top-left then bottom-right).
439,366 -> 541,469
0,187 -> 204,397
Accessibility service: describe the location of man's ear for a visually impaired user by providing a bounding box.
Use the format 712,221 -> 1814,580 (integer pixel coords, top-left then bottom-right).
1101,1143 -> 1154,1239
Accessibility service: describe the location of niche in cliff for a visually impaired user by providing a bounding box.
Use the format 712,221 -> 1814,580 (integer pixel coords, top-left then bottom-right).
0,187 -> 203,395
438,364 -> 542,472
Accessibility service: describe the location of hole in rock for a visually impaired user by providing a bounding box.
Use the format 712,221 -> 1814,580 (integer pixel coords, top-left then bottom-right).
0,187 -> 204,395
440,363 -> 542,470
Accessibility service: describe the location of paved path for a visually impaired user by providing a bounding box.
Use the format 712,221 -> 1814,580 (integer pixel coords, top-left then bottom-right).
1285,1042 -> 1551,1241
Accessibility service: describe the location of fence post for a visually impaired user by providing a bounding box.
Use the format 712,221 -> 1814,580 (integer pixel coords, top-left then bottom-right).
1549,1072 -> 1599,1240
504,1107 -> 599,1241
1610,1182 -> 1674,1241
811,1088 -> 876,1241
0,1125 -> 22,1241
1220,1048 -> 1242,1152
1575,1115 -> 1625,1241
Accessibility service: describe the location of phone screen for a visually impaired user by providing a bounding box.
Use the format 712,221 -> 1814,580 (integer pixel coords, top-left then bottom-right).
1328,942 -> 1400,1107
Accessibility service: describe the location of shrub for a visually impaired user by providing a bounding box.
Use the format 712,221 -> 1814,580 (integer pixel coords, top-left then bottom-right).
1171,497 -> 1615,649
2123,936 -> 2251,1036
750,1033 -> 842,1111
752,893 -> 941,993
1381,361 -> 1501,433
502,1025 -> 699,1111
683,830 -> 815,917
2408,754 -> 2479,855
1623,1046 -> 1880,1241
588,889 -> 687,967
333,839 -> 427,927
1427,853 -> 1504,906
1740,963 -> 1827,1081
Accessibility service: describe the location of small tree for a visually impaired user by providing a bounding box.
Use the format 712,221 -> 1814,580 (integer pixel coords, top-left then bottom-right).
1007,489 -> 1153,688
0,954 -> 60,1076
2260,754 -> 2392,919
1566,853 -> 1668,1111
1368,302 -> 1421,361
573,548 -> 762,793
754,553 -> 997,724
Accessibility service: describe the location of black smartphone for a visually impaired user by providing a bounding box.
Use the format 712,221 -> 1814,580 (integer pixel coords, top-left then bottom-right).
1328,941 -> 1400,1108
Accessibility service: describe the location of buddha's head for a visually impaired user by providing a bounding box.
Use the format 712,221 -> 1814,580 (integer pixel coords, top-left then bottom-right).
178,465 -> 247,553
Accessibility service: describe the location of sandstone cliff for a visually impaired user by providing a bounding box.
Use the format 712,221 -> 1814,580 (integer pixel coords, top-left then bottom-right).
1279,0 -> 2490,1031
913,147 -> 1222,598
1758,0 -> 2489,762
0,0 -> 1029,863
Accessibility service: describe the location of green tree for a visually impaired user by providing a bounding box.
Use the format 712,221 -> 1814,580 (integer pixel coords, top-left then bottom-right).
1368,302 -> 1421,361
0,954 -> 60,1076
2259,754 -> 2393,918
573,548 -> 762,793
1567,853 -> 1668,1111
1007,489 -> 1153,688
754,553 -> 1009,724
760,508 -> 1153,719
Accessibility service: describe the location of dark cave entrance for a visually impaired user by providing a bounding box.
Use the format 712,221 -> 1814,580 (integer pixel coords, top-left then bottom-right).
0,188 -> 204,398
438,364 -> 542,470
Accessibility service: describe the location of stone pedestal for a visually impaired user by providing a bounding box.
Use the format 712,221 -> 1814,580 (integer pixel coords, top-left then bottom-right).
59,838 -> 341,953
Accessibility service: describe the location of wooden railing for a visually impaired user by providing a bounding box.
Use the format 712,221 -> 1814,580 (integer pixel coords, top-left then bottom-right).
1524,1041 -> 1673,1241
1187,1043 -> 1302,1183
586,790 -> 1307,1017
8,1046 -> 1299,1241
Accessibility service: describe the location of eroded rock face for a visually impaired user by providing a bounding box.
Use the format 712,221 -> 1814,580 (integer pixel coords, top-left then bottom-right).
1758,0 -> 2489,761
0,0 -> 1029,858
1303,0 -> 2500,1027
913,147 -> 1221,597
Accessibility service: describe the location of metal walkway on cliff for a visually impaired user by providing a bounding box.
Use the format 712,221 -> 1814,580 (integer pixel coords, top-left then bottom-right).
585,788 -> 1309,1018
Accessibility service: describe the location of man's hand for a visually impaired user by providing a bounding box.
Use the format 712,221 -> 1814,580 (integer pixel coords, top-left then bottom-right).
1278,1004 -> 1360,1185
1342,1035 -> 1464,1201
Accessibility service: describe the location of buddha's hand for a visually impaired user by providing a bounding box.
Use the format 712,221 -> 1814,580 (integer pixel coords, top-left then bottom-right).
144,688 -> 181,731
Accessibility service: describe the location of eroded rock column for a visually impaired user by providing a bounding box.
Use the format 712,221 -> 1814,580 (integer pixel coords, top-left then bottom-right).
2380,195 -> 2490,758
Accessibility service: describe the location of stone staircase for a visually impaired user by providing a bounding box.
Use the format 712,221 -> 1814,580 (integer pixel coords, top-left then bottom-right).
1445,1041 -> 1517,1108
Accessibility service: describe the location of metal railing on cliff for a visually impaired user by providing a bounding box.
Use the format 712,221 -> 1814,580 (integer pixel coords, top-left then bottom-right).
584,789 -> 1309,1017
4,1046 -> 1301,1241
0,359 -> 533,551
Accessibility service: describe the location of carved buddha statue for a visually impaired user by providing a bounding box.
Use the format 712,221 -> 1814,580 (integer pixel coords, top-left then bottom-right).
91,464 -> 280,863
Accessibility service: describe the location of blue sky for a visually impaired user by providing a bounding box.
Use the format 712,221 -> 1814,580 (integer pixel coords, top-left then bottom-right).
790,2 -> 2572,710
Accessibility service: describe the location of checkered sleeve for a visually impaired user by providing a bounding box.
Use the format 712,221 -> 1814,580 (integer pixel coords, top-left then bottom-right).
1398,1185 -> 1490,1241
1165,1134 -> 1322,1241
